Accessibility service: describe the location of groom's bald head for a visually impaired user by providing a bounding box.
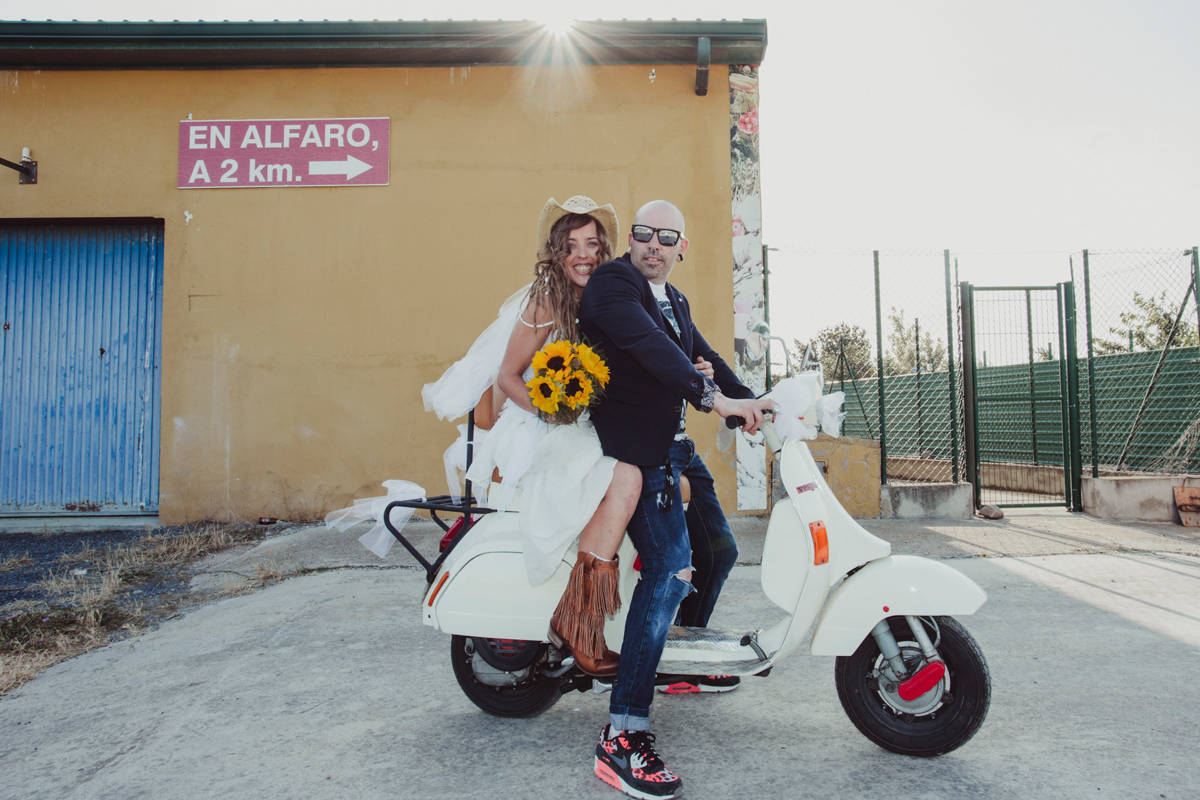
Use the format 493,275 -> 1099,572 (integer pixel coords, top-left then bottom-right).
628,200 -> 689,284
633,200 -> 686,234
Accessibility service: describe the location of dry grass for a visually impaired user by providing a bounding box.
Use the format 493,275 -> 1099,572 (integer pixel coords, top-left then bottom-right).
56,541 -> 100,565
0,552 -> 35,572
1,523 -> 263,697
251,558 -> 284,587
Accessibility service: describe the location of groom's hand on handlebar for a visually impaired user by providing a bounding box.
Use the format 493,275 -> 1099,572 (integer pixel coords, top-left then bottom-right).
713,395 -> 776,435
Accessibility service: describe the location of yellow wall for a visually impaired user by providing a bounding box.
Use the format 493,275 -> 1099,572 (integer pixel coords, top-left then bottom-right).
807,434 -> 883,518
769,434 -> 883,518
0,64 -> 741,523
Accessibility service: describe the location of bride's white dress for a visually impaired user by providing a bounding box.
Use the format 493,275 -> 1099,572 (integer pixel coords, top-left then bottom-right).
466,370 -> 615,586
327,284 -> 615,587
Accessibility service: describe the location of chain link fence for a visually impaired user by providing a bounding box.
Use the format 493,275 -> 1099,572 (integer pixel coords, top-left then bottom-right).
1079,249 -> 1200,475
811,251 -> 961,485
782,247 -> 1199,507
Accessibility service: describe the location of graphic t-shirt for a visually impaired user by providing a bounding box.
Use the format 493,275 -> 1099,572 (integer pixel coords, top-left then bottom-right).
650,281 -> 688,439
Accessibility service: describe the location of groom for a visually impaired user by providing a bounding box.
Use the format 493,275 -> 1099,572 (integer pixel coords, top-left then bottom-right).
579,200 -> 773,799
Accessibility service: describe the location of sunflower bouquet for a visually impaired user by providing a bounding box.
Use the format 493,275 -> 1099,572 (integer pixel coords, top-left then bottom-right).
526,340 -> 610,424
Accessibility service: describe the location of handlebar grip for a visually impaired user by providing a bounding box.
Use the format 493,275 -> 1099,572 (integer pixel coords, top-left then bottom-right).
726,415 -> 746,429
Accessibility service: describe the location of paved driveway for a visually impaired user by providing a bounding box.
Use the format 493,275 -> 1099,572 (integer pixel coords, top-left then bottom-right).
2,512 -> 1199,800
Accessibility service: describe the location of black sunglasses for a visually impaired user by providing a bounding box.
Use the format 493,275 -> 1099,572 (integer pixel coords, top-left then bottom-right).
631,225 -> 682,247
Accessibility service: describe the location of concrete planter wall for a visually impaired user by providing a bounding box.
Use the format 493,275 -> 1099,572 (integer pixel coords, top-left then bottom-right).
1082,475 -> 1198,523
880,482 -> 974,519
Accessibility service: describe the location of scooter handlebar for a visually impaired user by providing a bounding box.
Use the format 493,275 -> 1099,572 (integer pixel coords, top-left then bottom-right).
724,414 -> 783,454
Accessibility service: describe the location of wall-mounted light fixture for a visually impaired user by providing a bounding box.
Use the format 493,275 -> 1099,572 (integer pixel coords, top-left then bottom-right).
0,147 -> 37,184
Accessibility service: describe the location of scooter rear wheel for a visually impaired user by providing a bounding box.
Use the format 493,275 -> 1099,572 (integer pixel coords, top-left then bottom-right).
450,635 -> 563,718
834,615 -> 990,757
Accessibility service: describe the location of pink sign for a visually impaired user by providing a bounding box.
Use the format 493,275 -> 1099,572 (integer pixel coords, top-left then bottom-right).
177,117 -> 389,189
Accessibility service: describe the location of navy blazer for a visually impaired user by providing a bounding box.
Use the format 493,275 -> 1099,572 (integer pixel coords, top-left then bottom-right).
579,254 -> 754,465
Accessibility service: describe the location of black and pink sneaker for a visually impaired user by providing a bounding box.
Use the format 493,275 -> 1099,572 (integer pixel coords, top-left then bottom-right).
658,674 -> 740,694
594,725 -> 683,799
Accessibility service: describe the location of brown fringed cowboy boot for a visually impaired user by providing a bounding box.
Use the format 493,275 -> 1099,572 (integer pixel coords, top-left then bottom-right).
548,552 -> 621,677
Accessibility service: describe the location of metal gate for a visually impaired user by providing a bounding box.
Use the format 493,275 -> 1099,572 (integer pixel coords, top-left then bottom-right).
960,282 -> 1082,509
0,219 -> 163,515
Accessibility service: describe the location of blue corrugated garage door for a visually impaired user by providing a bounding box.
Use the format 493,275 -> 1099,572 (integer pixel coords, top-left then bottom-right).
0,220 -> 163,515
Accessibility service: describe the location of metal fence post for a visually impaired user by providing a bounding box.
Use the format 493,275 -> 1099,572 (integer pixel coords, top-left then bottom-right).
944,249 -> 960,483
1056,285 -> 1073,510
915,317 -> 923,452
959,282 -> 979,507
1025,289 -> 1039,465
874,250 -> 887,485
1192,247 -> 1200,340
1082,250 -> 1099,477
1064,282 -> 1083,511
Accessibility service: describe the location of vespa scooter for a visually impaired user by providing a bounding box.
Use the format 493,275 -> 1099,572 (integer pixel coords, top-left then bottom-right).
384,374 -> 991,758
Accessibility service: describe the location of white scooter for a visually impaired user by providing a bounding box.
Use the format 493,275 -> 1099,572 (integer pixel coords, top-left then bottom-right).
385,390 -> 991,758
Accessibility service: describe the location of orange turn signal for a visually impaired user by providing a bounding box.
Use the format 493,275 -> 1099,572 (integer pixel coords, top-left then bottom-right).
428,571 -> 451,607
809,521 -> 829,565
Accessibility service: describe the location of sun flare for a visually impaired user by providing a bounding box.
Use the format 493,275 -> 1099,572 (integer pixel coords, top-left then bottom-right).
536,14 -> 576,38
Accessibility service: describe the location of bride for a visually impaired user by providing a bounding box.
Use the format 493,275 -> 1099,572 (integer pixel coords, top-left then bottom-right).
425,196 -> 715,676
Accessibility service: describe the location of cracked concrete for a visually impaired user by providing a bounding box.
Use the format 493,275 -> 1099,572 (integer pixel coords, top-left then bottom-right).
3,509 -> 1199,799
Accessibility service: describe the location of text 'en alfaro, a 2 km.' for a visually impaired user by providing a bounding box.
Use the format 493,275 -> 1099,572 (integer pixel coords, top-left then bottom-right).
177,118 -> 390,189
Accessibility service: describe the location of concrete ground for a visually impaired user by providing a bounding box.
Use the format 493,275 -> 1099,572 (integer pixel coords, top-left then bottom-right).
2,509 -> 1199,799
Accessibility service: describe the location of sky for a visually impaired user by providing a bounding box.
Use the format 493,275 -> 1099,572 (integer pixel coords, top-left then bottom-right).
9,0 -> 1200,359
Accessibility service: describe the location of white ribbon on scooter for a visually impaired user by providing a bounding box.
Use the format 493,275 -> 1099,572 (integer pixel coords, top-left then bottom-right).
443,423 -> 488,501
324,479 -> 426,558
761,374 -> 846,440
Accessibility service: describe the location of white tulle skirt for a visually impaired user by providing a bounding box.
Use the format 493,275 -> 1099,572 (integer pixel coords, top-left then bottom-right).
467,405 -> 615,586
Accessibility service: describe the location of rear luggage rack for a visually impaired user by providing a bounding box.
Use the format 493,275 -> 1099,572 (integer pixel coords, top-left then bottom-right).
384,409 -> 496,583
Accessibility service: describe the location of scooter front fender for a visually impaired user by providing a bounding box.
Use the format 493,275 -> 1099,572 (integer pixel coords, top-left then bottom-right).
808,555 -> 986,656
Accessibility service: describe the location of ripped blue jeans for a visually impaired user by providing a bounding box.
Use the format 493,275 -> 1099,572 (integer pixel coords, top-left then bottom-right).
608,441 -> 697,733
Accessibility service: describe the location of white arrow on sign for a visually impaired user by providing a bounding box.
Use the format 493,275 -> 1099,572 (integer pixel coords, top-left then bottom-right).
308,155 -> 373,180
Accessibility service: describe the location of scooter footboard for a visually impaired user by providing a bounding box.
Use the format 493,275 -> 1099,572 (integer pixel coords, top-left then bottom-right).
809,556 -> 986,656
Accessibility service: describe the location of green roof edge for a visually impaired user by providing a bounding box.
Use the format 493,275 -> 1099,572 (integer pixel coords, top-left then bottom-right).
0,19 -> 768,69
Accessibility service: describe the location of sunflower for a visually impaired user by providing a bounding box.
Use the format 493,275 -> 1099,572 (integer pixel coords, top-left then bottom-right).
532,340 -> 575,377
526,375 -> 562,415
560,370 -> 594,410
574,342 -> 610,386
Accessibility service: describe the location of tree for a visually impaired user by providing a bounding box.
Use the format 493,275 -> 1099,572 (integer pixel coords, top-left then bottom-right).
1093,290 -> 1199,356
792,323 -> 875,379
884,308 -> 947,375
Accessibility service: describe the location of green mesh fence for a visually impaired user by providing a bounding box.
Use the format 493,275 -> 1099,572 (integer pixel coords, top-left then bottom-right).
1081,250 -> 1200,475
811,247 -> 1200,503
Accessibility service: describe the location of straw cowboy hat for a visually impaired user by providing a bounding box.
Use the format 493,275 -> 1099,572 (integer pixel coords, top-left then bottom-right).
536,195 -> 620,250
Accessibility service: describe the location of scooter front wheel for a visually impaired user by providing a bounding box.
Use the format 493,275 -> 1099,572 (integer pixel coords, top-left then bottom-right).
450,635 -> 563,718
834,615 -> 990,757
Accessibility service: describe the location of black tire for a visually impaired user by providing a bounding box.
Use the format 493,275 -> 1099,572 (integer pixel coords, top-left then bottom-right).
450,635 -> 563,718
835,616 -> 990,757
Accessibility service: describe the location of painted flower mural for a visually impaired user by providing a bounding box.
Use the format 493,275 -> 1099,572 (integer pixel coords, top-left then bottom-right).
729,64 -> 767,510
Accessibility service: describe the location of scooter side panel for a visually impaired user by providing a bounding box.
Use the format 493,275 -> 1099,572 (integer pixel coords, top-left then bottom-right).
756,497 -> 831,660
760,498 -> 812,611
808,555 -> 988,656
431,552 -> 571,641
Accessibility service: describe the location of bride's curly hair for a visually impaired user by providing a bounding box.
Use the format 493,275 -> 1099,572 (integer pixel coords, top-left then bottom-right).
529,213 -> 613,343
